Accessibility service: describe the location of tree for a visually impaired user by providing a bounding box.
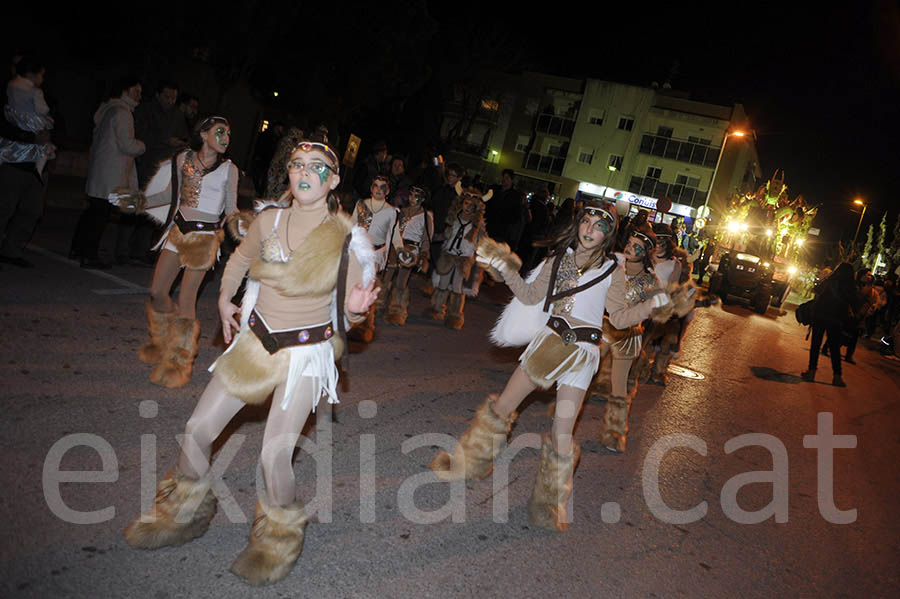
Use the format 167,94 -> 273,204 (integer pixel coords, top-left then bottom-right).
875,212 -> 889,272
862,223 -> 877,270
888,213 -> 900,275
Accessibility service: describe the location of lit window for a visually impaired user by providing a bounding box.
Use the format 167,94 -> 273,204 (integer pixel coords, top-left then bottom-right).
618,116 -> 634,131
481,99 -> 499,111
260,120 -> 269,133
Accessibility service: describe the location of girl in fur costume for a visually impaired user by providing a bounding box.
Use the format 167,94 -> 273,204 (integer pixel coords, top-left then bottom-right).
125,139 -> 379,586
136,116 -> 239,388
428,180 -> 489,330
430,199 -> 671,531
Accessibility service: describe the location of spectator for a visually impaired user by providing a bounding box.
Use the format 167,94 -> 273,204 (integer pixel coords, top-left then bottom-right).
387,154 -> 412,208
134,80 -> 180,186
486,168 -> 525,247
251,120 -> 283,195
0,55 -> 50,268
171,92 -> 199,144
802,263 -> 857,386
353,140 -> 388,200
518,187 -> 551,272
70,78 -> 145,269
429,162 -> 462,259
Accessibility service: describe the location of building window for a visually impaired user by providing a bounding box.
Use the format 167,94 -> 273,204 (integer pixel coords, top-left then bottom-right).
577,148 -> 594,165
608,154 -> 624,170
657,126 -> 673,138
548,143 -> 563,157
646,166 -> 662,179
618,116 -> 634,131
688,136 -> 711,145
481,99 -> 499,111
676,174 -> 701,188
515,135 -> 530,153
588,109 -> 605,125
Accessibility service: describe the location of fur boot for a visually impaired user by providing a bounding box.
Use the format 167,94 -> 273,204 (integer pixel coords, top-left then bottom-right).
648,351 -> 673,386
385,285 -> 409,326
230,501 -> 308,586
445,291 -> 465,330
430,395 -> 517,481
528,435 -> 580,532
138,301 -> 174,364
124,468 -> 216,549
150,318 -> 201,388
429,288 -> 449,320
631,350 -> 652,385
598,395 -> 630,453
348,309 -> 375,343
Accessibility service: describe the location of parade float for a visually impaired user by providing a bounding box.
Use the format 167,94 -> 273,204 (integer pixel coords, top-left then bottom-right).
707,171 -> 817,311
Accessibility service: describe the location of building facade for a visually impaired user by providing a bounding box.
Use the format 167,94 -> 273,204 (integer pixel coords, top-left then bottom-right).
442,73 -> 760,223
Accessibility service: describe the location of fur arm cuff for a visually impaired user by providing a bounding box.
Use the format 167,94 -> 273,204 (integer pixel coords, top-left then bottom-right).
108,187 -> 146,214
476,237 -> 522,281
226,210 -> 256,241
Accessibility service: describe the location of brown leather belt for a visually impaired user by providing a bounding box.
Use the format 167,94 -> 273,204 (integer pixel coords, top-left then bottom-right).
248,311 -> 334,355
175,211 -> 220,234
547,316 -> 602,346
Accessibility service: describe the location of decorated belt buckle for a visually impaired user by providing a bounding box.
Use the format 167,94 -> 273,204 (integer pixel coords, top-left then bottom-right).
261,335 -> 278,353
561,330 -> 577,345
297,330 -> 310,343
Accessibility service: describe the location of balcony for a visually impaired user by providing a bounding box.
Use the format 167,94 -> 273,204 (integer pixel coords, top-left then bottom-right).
442,100 -> 501,125
523,152 -> 567,176
638,134 -> 720,168
628,176 -> 708,207
535,113 -> 576,138
446,140 -> 491,159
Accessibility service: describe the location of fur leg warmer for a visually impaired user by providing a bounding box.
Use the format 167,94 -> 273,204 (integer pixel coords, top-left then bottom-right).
429,288 -> 449,320
430,395 -> 517,481
150,318 -> 201,388
385,285 -> 408,326
598,395 -> 631,453
528,435 -> 580,532
230,501 -> 308,586
124,469 -> 216,549
445,291 -> 465,330
650,351 -> 673,386
138,301 -> 174,364
348,309 -> 375,343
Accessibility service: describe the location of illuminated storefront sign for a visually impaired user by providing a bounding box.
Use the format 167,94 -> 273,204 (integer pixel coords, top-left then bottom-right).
577,182 -> 693,217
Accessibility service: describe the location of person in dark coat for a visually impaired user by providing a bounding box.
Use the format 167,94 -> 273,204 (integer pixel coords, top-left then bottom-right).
802,262 -> 857,386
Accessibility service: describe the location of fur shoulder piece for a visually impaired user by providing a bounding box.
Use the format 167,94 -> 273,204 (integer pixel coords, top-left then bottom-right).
251,212 -> 355,297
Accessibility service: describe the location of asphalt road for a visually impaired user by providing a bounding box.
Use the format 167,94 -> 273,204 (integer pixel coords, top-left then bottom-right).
1,185 -> 899,598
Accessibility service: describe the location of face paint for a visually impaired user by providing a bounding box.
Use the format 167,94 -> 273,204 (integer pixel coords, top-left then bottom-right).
214,127 -> 229,147
287,158 -> 334,185
630,242 -> 646,257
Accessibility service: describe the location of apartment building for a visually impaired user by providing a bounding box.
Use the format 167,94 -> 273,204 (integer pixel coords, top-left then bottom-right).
441,73 -> 760,222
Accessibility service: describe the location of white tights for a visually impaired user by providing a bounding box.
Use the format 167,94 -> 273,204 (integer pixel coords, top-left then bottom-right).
178,374 -> 316,507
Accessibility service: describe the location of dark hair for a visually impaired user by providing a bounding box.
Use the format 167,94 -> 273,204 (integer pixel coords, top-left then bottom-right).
626,222 -> 657,272
652,223 -> 675,259
176,92 -> 197,107
281,134 -> 341,214
372,140 -> 388,153
111,77 -> 141,99
501,168 -> 515,179
446,162 -> 464,177
15,55 -> 45,77
538,203 -> 618,271
188,116 -> 230,175
155,80 -> 178,94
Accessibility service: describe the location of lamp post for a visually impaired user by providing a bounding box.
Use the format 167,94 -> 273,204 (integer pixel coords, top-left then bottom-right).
602,164 -> 617,199
702,130 -> 745,213
852,198 -> 867,245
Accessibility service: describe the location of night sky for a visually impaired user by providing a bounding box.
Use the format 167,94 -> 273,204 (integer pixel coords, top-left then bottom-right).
9,2 -> 898,249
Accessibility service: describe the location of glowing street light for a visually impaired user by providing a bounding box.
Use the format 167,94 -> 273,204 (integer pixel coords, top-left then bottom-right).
602,164 -> 618,199
703,129 -> 748,211
852,198 -> 867,245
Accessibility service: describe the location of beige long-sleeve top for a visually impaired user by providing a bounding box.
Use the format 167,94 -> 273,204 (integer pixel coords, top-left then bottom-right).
504,252 -> 656,330
220,200 -> 365,330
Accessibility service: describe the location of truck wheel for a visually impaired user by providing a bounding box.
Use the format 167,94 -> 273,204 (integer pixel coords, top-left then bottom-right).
709,273 -> 727,302
753,292 -> 771,314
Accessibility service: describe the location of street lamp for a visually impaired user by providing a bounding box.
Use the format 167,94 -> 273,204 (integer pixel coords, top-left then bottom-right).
852,198 -> 867,245
602,164 -> 617,199
703,130 -> 746,212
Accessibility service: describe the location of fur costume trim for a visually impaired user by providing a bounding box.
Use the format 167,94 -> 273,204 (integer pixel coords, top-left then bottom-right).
599,395 -> 631,453
124,469 -> 216,549
230,501 -> 307,586
476,236 -> 522,282
166,226 -> 223,270
528,435 -> 579,532
434,252 -> 474,279
213,330 -> 292,405
149,318 -> 201,388
249,212 -> 355,297
429,395 -> 516,481
349,225 -> 377,289
226,210 -> 256,242
520,328 -> 591,389
109,187 -> 146,214
138,301 -> 173,364
490,265 -> 548,347
602,318 -> 643,360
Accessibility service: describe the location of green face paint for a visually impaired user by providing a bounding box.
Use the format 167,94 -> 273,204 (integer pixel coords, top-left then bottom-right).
214,127 -> 229,147
316,164 -> 330,186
